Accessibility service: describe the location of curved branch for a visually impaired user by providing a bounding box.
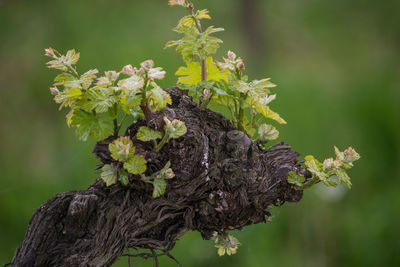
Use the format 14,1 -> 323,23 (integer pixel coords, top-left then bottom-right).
11,88 -> 304,266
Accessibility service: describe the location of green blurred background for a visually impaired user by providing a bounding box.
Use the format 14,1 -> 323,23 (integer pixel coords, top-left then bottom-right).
1,0 -> 399,266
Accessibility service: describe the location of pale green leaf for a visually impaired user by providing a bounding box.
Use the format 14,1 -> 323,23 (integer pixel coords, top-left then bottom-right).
81,87 -> 117,113
287,171 -> 306,187
54,72 -> 76,86
334,168 -> 352,188
124,155 -> 147,175
305,155 -> 329,182
164,117 -> 187,139
212,232 -> 240,257
258,124 -> 279,140
119,169 -> 129,186
120,93 -> 142,115
80,69 -> 99,90
153,161 -> 175,180
65,49 -> 80,65
168,0 -> 186,7
136,126 -> 163,142
146,84 -> 172,111
253,101 -> 287,124
46,58 -> 68,71
100,164 -> 117,187
176,16 -> 195,29
118,75 -> 144,94
195,9 -> 211,20
54,88 -> 82,109
109,137 -> 135,162
152,178 -> 167,198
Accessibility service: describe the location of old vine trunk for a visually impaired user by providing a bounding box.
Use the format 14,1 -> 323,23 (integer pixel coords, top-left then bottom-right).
11,88 -> 307,266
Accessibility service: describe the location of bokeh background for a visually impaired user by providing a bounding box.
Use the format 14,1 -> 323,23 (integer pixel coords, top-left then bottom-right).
1,0 -> 399,266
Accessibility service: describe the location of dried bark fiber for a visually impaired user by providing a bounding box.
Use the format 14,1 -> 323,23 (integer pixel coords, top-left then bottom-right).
12,88 -> 306,267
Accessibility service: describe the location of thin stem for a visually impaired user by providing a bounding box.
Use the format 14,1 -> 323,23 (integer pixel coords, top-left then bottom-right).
238,103 -> 244,131
233,100 -> 239,128
201,58 -> 207,82
154,133 -> 170,152
141,103 -> 154,124
113,104 -> 119,136
140,76 -> 155,123
188,3 -> 209,108
66,64 -> 80,78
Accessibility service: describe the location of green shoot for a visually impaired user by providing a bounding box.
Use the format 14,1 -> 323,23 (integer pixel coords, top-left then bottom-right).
166,0 -> 225,107
212,231 -> 241,256
288,146 -> 361,190
141,161 -> 175,198
45,48 -> 170,141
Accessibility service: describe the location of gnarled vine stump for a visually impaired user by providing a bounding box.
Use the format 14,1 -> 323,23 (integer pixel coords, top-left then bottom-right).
11,88 -> 308,266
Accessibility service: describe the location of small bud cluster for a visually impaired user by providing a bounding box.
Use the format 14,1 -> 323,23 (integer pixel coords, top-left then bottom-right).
217,50 -> 245,71
168,0 -> 188,7
121,59 -> 166,80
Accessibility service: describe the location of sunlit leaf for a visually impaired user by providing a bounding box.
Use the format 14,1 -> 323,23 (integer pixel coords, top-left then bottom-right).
195,9 -> 211,20
253,101 -> 287,124
176,16 -> 195,29
54,88 -> 82,110
176,57 -> 230,85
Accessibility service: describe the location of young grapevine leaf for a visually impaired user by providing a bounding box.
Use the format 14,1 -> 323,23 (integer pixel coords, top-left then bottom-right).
164,117 -> 187,139
153,161 -> 175,180
287,171 -> 306,187
70,109 -> 114,141
80,87 -> 117,113
109,137 -> 135,162
136,126 -> 163,142
100,164 -> 117,187
288,147 -> 360,189
195,9 -> 211,20
119,169 -> 129,186
258,124 -> 279,140
253,102 -> 287,124
123,155 -> 147,175
54,88 -> 82,110
146,84 -> 172,111
152,178 -> 167,198
118,75 -> 145,94
168,0 -> 187,7
80,69 -> 99,90
212,232 -> 241,256
175,57 -> 229,85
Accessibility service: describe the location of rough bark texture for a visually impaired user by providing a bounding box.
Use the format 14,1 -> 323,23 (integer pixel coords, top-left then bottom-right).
11,88 -> 308,267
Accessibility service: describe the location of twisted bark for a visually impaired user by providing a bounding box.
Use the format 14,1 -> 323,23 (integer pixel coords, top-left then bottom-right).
11,88 -> 307,266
